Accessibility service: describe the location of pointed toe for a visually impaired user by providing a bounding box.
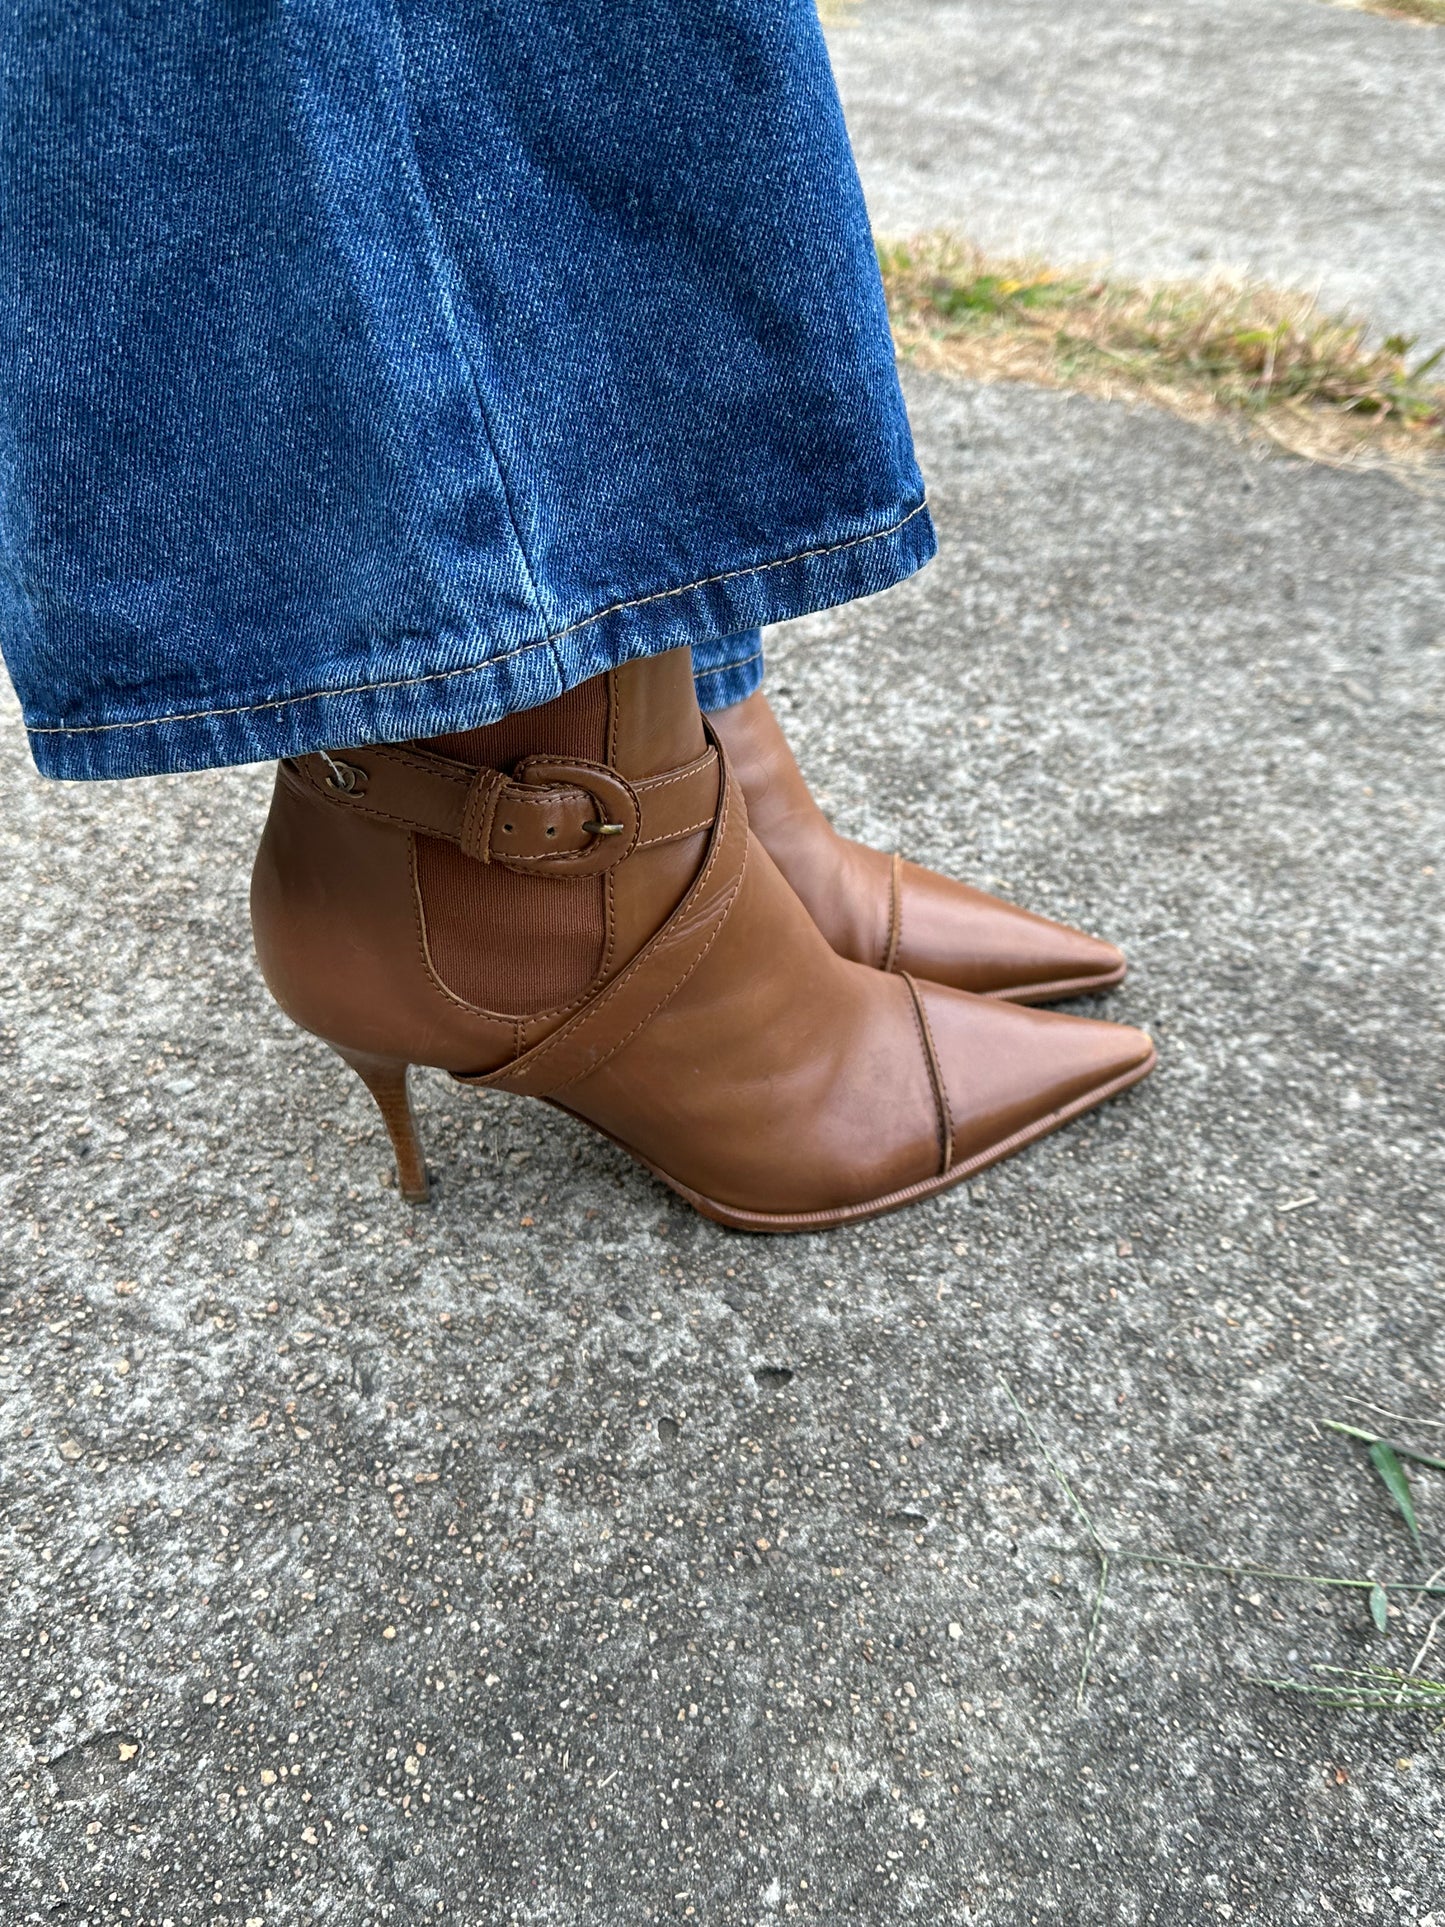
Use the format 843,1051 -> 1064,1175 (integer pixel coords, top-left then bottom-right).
1030,928 -> 1129,998
893,861 -> 1127,1002
977,924 -> 1127,1004
709,695 -> 1133,1004
1107,1019 -> 1155,1078
912,980 -> 1155,1176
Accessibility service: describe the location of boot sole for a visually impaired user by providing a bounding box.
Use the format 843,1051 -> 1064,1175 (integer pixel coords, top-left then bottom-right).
547,1043 -> 1155,1234
982,961 -> 1128,1006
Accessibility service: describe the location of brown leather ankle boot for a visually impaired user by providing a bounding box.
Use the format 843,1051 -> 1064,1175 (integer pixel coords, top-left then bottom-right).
710,690 -> 1127,1003
250,648 -> 1154,1229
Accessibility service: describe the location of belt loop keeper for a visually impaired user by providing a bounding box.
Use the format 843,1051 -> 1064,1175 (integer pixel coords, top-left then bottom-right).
459,767 -> 506,864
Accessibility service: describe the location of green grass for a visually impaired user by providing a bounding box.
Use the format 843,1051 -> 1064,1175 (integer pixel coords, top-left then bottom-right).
878,233 -> 1445,469
1002,1378 -> 1445,1714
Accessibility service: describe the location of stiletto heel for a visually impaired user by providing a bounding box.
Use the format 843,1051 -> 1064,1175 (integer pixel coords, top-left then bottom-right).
334,1048 -> 431,1204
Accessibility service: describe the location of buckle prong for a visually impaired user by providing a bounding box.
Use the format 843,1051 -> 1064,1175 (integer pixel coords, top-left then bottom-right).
496,757 -> 640,875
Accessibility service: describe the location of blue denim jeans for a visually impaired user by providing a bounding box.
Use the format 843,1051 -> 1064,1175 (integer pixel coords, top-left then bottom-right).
690,628 -> 765,714
0,2 -> 931,780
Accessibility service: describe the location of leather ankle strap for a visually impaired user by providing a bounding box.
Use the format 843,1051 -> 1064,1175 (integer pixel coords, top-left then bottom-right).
282,738 -> 720,878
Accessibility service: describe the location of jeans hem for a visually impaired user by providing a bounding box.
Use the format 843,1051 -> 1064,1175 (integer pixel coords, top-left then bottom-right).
27,500 -> 934,779
692,642 -> 765,714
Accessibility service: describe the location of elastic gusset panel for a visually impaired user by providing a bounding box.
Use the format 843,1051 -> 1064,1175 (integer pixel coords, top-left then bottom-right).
416,837 -> 607,1013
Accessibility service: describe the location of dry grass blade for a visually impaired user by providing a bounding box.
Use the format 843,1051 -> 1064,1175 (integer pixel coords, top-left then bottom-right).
1333,1395 -> 1445,1438
1104,1546 -> 1445,1598
878,234 -> 1445,474
997,1378 -> 1109,1710
1255,1665 -> 1445,1711
1342,0 -> 1445,23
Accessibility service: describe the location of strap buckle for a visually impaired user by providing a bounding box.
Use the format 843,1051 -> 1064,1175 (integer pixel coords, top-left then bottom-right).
461,757 -> 641,876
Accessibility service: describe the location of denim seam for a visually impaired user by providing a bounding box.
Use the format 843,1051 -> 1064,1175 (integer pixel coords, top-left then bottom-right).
31,500 -> 927,738
693,647 -> 764,682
